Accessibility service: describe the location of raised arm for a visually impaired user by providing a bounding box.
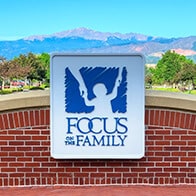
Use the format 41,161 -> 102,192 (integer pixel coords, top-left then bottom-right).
108,67 -> 122,100
68,66 -> 86,97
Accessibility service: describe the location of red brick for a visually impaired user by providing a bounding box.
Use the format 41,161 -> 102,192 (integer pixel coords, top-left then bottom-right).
172,130 -> 187,135
164,111 -> 170,127
29,110 -> 35,126
74,162 -> 90,167
16,136 -> 31,140
8,113 -> 14,128
174,112 -> 180,128
32,136 -> 48,140
147,167 -> 162,172
41,172 -> 56,177
188,151 -> 196,156
107,173 -> 121,178
164,146 -> 179,151
164,168 -> 178,172
24,111 -> 30,127
1,168 -> 16,172
145,129 -> 154,135
82,168 -> 97,172
1,158 -> 16,163
139,173 -> 154,177
0,114 -> 4,129
25,141 -> 40,145
172,151 -> 186,156
10,173 -> 24,177
66,168 -> 80,172
8,130 -> 23,135
0,135 -> 15,140
40,109 -> 45,125
18,112 -> 25,127
1,147 -> 15,151
90,162 -> 106,167
145,109 -> 149,125
0,152 -> 8,157
188,130 -> 196,135
9,141 -> 24,146
17,147 -> 31,151
169,111 -> 175,127
13,112 -> 20,128
114,167 -> 129,172
34,110 -> 40,125
172,173 -> 186,177
17,157 -> 32,162
154,110 -> 160,125
155,141 -> 170,145
74,172 -> 89,177
179,113 -> 185,128
155,151 -> 170,156
107,161 -> 122,167
188,141 -> 196,145
159,110 -> 165,126
172,162 -> 186,167
181,136 -> 196,141
149,110 -> 155,125
155,173 -> 170,177
184,113 -> 191,129
148,146 -> 163,151
172,141 -> 186,146
164,135 -> 180,140
2,114 -> 9,129
131,168 -> 146,172
25,152 -> 41,156
45,109 -> 50,125
148,135 -> 163,140
34,157 -> 48,162
181,157 -> 195,161
155,129 -> 170,135
17,168 -> 32,172
164,157 -> 179,161
25,130 -> 40,135
156,162 -> 170,167
98,167 -> 113,172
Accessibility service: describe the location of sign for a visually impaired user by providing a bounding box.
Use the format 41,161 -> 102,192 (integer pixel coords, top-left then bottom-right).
50,54 -> 145,159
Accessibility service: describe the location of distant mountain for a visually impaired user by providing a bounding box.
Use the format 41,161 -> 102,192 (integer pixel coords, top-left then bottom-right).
0,27 -> 196,64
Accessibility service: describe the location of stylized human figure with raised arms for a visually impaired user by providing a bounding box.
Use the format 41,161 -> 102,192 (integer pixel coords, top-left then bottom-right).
68,66 -> 122,114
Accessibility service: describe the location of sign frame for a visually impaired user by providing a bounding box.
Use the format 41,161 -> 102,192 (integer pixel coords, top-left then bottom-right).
50,53 -> 145,159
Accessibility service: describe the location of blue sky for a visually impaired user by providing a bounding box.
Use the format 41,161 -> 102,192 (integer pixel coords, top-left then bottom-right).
0,0 -> 195,40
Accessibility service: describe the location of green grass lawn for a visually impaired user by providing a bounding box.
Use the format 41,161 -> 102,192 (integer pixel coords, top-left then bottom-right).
150,87 -> 196,95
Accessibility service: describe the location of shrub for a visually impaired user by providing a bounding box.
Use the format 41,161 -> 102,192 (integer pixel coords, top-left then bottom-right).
29,86 -> 45,90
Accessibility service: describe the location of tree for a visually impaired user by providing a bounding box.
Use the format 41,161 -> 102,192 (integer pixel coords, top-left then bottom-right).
37,53 -> 50,82
0,57 -> 9,89
145,66 -> 153,88
14,53 -> 45,82
176,62 -> 196,90
10,58 -> 32,79
153,50 -> 192,86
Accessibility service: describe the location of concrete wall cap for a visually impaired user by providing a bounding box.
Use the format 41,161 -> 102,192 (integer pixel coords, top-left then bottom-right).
0,89 -> 195,112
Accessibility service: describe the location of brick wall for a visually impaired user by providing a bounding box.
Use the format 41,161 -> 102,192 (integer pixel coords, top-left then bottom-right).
0,107 -> 195,186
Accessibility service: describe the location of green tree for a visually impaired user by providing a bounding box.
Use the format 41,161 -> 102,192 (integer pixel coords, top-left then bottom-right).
176,62 -> 196,90
14,53 -> 46,82
145,66 -> 153,88
153,50 -> 191,86
37,53 -> 50,82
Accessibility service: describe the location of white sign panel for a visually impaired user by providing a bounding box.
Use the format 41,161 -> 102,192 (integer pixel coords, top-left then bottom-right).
50,54 -> 145,159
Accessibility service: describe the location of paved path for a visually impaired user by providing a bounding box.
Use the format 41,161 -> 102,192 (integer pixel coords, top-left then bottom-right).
0,185 -> 196,196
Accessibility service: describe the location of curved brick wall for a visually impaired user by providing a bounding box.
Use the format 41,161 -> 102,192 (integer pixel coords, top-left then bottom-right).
0,90 -> 195,186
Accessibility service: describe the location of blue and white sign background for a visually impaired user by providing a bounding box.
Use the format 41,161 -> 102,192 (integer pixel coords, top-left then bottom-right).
50,54 -> 145,159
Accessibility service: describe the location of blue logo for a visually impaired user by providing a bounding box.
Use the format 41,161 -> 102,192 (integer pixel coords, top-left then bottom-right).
65,66 -> 127,113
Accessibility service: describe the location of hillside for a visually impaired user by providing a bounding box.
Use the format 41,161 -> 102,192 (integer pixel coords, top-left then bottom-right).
0,27 -> 196,63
